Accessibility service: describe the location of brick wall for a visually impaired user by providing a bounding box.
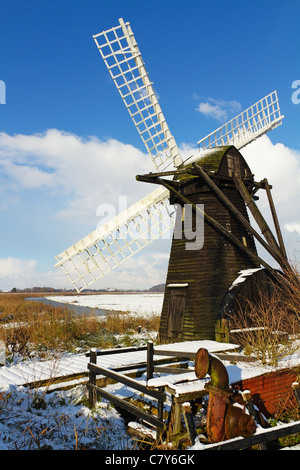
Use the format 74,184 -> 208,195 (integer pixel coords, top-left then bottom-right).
231,367 -> 299,417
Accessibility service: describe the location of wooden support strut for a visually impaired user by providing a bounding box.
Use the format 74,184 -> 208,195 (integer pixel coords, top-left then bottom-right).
263,178 -> 287,259
136,174 -> 280,280
233,174 -> 286,262
192,163 -> 286,271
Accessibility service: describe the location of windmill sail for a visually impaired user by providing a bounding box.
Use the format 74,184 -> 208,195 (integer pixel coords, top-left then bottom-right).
55,92 -> 284,292
93,18 -> 183,171
197,91 -> 283,151
55,187 -> 174,291
55,18 -> 285,292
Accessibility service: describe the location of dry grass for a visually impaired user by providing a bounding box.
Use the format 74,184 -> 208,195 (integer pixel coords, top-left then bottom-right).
0,294 -> 160,361
230,262 -> 300,366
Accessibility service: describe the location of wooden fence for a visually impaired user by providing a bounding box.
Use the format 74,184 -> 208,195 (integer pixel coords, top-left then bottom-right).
85,344 -> 300,450
201,420 -> 300,450
86,346 -> 165,430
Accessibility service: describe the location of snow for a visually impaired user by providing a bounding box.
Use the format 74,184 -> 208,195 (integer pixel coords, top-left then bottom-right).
147,372 -> 199,389
168,379 -> 208,397
46,293 -> 164,317
229,268 -> 263,290
0,292 -> 298,450
0,383 -> 133,450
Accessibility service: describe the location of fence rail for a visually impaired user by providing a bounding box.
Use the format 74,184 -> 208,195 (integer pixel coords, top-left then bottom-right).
87,348 -> 165,430
201,420 -> 300,450
86,345 -> 300,449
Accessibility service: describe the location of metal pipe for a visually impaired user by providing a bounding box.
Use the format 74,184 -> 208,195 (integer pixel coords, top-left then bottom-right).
195,348 -> 231,442
195,347 -> 229,389
194,348 -> 256,443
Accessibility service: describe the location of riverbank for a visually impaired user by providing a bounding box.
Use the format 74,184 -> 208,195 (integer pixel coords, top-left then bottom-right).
25,296 -> 110,316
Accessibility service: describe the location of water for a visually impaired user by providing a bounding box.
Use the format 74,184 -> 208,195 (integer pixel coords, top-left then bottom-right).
25,297 -> 110,317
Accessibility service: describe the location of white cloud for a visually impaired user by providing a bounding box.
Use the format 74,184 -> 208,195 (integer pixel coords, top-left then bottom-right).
0,257 -> 68,291
241,135 -> 300,260
0,250 -> 170,292
1,129 -> 300,291
0,129 -> 171,290
196,98 -> 241,121
0,129 -> 153,222
98,250 -> 170,291
285,223 -> 300,236
242,135 -> 300,209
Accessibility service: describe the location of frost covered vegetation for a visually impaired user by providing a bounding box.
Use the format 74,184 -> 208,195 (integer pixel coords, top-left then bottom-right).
230,263 -> 300,366
0,383 -> 135,450
0,284 -> 299,450
0,294 -> 159,450
0,294 -> 160,361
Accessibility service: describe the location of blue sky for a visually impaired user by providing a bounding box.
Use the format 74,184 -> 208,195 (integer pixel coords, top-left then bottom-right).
0,0 -> 299,291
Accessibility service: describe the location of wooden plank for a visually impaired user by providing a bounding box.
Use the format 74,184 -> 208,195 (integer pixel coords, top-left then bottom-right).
88,363 -> 164,402
214,353 -> 256,363
154,349 -> 195,359
201,420 -> 300,450
85,345 -> 147,357
182,403 -> 197,445
153,366 -> 191,375
86,383 -> 165,430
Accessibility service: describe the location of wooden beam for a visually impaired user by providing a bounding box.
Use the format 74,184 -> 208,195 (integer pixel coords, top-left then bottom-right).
147,341 -> 154,381
263,178 -> 287,259
158,179 -> 279,279
88,363 -> 164,402
201,420 -> 300,450
86,383 -> 165,429
85,345 -> 147,357
233,174 -> 283,258
192,163 -> 285,269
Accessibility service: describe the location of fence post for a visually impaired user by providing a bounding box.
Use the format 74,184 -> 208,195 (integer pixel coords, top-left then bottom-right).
147,341 -> 154,382
242,390 -> 267,450
292,382 -> 300,410
215,319 -> 230,343
88,348 -> 97,407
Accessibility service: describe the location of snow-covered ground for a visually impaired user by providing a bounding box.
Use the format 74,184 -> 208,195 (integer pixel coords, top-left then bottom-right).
0,293 -> 298,451
46,293 -> 164,318
0,382 -> 135,450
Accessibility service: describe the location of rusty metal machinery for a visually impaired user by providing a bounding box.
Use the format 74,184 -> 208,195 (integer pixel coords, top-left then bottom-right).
195,348 -> 256,443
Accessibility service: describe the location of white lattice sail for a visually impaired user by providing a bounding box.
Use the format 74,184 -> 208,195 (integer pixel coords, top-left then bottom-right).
55,18 -> 285,292
55,187 -> 175,292
93,18 -> 182,171
197,91 -> 284,151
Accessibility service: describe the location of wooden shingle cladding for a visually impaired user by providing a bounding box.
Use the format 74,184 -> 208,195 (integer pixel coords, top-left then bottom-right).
158,146 -> 260,343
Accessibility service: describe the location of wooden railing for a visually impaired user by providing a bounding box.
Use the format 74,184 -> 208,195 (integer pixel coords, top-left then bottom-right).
86,344 -> 300,450
86,346 -> 165,430
201,420 -> 300,450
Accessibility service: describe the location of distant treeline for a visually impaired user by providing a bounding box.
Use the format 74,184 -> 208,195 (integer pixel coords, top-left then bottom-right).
6,284 -> 165,294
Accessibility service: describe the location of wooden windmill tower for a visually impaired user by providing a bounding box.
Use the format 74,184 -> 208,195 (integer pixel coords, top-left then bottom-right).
55,19 -> 287,342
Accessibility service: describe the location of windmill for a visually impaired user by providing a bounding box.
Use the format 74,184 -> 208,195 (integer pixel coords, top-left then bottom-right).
55,18 -> 287,342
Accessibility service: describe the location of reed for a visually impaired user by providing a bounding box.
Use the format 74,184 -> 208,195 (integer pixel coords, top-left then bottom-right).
0,294 -> 160,361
